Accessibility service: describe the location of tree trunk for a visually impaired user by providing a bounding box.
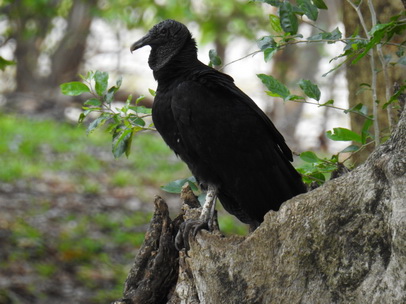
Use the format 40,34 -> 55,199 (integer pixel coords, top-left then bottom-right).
7,0 -> 95,116
48,0 -> 96,87
115,103 -> 405,303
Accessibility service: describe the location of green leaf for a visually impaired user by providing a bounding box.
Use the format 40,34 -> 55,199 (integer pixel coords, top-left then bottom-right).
116,76 -> 123,89
269,14 -> 283,33
60,82 -> 90,96
78,113 -> 86,124
308,27 -> 342,42
326,127 -> 362,143
257,36 -> 278,62
398,56 -> 406,65
105,86 -> 118,104
339,144 -> 360,153
345,103 -> 369,116
0,56 -> 16,71
209,49 -> 222,67
87,113 -> 109,134
80,71 -> 95,81
112,126 -> 133,158
300,151 -> 321,163
312,0 -> 328,9
94,71 -> 109,96
257,74 -> 291,100
254,0 -> 283,7
84,98 -> 102,106
129,116 -> 146,127
352,22 -> 394,64
148,88 -> 156,97
161,177 -> 199,194
298,79 -> 321,101
264,48 -> 278,62
297,0 -> 318,21
279,2 -> 299,35
135,95 -> 145,104
129,105 -> 152,115
320,99 -> 334,106
257,36 -> 277,51
361,118 -> 373,144
308,172 -> 326,183
384,82 -> 406,109
369,22 -> 394,37
286,94 -> 304,101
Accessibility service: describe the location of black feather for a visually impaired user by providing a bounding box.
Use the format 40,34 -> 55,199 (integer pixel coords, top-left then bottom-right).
131,20 -> 306,227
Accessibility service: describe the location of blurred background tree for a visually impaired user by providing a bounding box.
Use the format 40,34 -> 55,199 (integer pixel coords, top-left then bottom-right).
0,0 -> 269,116
0,0 -> 351,151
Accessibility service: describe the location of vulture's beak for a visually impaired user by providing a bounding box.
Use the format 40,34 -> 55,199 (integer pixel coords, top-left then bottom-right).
130,34 -> 151,53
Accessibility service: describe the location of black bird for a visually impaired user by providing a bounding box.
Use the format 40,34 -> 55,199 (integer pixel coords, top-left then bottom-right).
131,20 -> 306,237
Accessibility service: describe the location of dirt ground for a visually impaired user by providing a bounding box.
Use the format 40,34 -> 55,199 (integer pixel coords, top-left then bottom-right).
0,171 -> 182,304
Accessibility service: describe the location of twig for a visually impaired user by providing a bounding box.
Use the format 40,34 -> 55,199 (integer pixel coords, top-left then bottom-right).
294,99 -> 372,120
219,50 -> 261,71
346,0 -> 380,146
340,140 -> 376,163
369,1 -> 394,131
366,0 -> 382,145
219,36 -> 404,71
300,18 -> 329,33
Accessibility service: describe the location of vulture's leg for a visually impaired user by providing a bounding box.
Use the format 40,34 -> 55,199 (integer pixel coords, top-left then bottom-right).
198,185 -> 217,231
175,185 -> 218,252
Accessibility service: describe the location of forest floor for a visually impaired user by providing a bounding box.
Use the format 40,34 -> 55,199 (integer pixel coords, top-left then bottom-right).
0,113 -> 245,304
0,113 -> 187,304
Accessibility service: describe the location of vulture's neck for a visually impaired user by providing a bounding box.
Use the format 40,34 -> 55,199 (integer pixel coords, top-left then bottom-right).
153,39 -> 203,83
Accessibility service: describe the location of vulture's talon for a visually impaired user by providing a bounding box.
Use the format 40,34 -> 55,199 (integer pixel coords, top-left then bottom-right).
192,220 -> 209,237
175,219 -> 210,252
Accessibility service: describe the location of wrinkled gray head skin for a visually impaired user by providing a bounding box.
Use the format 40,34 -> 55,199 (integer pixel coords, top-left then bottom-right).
130,19 -> 192,71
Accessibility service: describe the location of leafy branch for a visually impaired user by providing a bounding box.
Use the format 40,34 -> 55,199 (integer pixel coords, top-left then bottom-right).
249,0 -> 406,185
60,71 -> 154,158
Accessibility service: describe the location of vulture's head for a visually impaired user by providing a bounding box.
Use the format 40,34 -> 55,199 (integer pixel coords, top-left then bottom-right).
130,19 -> 194,71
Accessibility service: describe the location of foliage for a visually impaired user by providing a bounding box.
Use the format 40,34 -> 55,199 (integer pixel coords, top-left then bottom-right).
296,151 -> 340,185
0,56 -> 15,71
61,71 -> 154,159
61,72 -> 202,193
208,49 -> 223,67
253,0 -> 405,184
161,176 -> 199,193
0,0 -> 269,95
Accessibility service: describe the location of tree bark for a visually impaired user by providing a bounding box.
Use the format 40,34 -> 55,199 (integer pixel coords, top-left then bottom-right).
116,106 -> 405,304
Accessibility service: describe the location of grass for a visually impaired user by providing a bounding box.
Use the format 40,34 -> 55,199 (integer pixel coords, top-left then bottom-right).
0,113 -> 189,186
0,112 -> 247,303
3,207 -> 151,303
0,113 -> 190,302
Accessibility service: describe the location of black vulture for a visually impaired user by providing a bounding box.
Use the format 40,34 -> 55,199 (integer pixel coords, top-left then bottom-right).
131,20 -> 306,242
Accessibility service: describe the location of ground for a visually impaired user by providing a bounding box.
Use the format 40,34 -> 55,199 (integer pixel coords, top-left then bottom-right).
0,114 -> 187,303
0,113 -> 245,303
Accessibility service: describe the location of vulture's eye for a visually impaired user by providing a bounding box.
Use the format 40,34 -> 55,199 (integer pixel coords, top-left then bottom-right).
160,28 -> 167,35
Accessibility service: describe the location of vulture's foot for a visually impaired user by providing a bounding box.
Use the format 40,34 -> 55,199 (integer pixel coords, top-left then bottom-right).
175,218 -> 209,252
175,186 -> 218,252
